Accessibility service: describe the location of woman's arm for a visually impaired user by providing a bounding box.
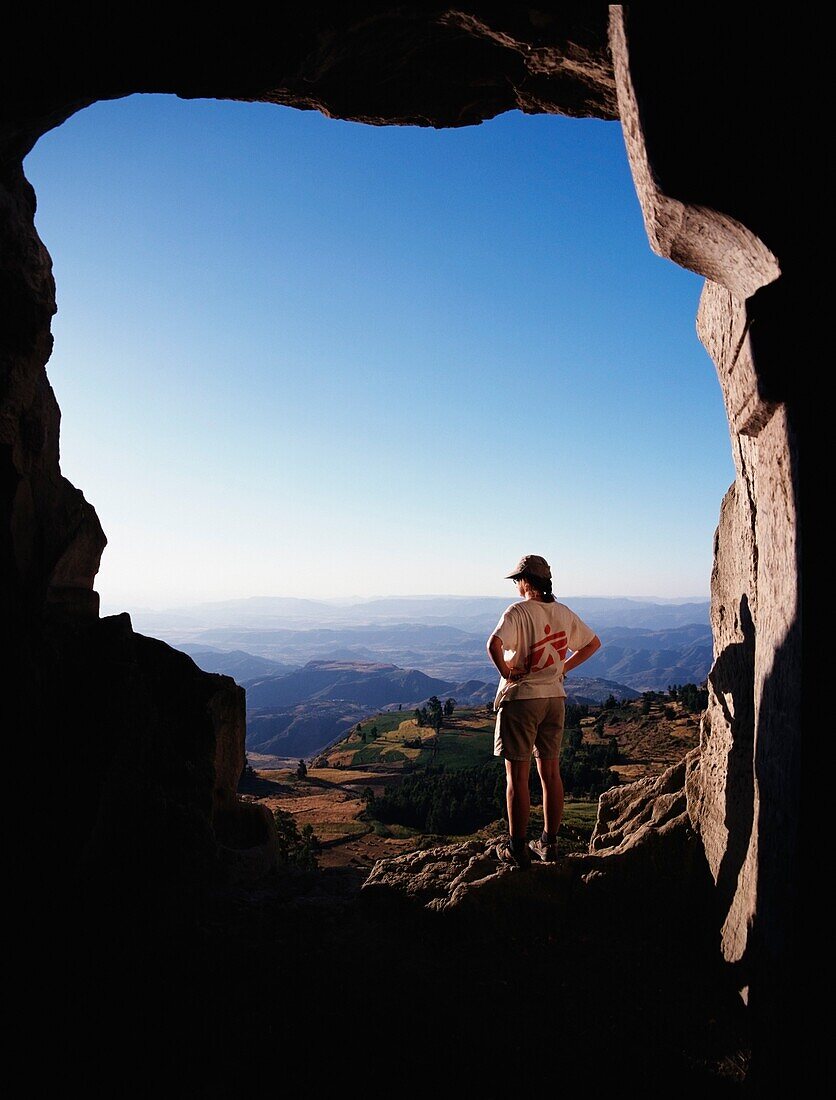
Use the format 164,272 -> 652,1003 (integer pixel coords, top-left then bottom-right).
563,634 -> 602,674
487,634 -> 527,681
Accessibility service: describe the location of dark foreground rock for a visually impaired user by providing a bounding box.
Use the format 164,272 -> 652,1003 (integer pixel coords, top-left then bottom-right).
63,830 -> 749,1092
362,753 -> 705,923
5,7 -> 802,1088
53,715 -> 748,1091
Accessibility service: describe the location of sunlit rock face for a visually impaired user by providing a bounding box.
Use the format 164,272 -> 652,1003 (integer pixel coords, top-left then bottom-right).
3,6 -> 799,1078
608,16 -> 800,1058
687,284 -> 800,977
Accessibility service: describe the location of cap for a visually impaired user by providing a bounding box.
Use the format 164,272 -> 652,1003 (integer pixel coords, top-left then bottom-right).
505,554 -> 552,581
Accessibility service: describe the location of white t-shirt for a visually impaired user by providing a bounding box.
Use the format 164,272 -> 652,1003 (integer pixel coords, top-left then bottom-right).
490,599 -> 597,709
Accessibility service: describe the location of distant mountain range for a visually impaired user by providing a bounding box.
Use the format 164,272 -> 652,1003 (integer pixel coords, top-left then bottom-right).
245,660 -> 461,710
244,660 -> 476,760
412,677 -> 641,709
560,677 -> 642,704
175,621 -> 711,694
242,660 -> 643,760
247,700 -> 372,759
130,594 -> 709,637
176,643 -> 296,681
579,625 -> 713,690
153,596 -> 712,759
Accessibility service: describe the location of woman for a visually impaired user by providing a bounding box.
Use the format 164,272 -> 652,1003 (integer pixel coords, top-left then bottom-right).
487,554 -> 602,868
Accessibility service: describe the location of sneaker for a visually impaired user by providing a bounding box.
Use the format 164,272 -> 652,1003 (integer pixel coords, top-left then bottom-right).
529,836 -> 558,863
496,840 -> 532,870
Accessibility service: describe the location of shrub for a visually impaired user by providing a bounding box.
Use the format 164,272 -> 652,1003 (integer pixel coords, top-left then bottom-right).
272,808 -> 321,871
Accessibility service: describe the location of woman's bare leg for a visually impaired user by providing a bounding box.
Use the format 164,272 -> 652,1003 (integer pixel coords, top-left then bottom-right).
536,756 -> 564,835
505,758 -> 531,838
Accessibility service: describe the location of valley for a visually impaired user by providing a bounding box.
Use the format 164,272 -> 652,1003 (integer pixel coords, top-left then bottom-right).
149,593 -> 711,762
240,690 -> 702,872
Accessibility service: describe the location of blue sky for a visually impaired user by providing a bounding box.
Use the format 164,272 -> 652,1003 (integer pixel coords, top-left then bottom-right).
24,95 -> 733,609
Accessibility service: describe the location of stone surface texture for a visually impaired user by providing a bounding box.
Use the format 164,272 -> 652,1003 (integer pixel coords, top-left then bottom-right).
590,749 -> 697,853
4,6 -> 800,1079
363,753 -> 707,924
607,16 -> 800,1042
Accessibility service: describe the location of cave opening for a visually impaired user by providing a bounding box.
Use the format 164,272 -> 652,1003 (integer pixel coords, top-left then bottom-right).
19,96 -> 748,1078
6,9 -> 799,1087
24,93 -> 731,619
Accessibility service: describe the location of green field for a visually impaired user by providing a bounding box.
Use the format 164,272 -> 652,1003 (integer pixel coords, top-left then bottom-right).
333,708 -> 497,771
415,727 -> 495,769
334,709 -> 612,785
562,800 -> 600,833
316,821 -> 370,837
351,744 -> 407,764
331,710 -> 612,788
323,710 -> 604,852
264,695 -> 693,859
355,711 -> 415,736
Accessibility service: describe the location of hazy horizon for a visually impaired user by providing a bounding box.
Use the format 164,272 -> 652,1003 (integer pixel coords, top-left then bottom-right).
99,590 -> 710,617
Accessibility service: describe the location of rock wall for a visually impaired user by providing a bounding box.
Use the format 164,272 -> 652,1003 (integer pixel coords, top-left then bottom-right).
3,5 -> 800,1078
608,13 -> 801,1060
687,284 -> 800,976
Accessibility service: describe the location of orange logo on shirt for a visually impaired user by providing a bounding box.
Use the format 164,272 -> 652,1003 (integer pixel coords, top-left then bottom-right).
528,626 -> 568,672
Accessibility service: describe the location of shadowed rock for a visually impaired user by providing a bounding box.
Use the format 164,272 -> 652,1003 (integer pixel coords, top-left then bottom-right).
364,837 -> 577,913
4,8 -> 802,1085
363,752 -> 705,922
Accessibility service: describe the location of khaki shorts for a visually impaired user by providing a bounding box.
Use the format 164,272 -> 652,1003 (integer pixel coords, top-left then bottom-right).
494,697 -> 566,761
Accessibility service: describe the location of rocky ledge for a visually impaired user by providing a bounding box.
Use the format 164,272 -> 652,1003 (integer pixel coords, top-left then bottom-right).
363,749 -> 706,923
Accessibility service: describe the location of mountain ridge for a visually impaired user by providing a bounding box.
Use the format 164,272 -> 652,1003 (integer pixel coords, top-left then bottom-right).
243,659 -> 642,760
129,594 -> 710,635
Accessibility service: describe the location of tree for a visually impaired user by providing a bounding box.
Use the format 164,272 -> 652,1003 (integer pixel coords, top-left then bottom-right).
678,682 -> 708,712
296,759 -> 307,778
444,698 -> 456,717
272,808 -> 321,870
565,703 -> 589,728
427,696 -> 443,732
